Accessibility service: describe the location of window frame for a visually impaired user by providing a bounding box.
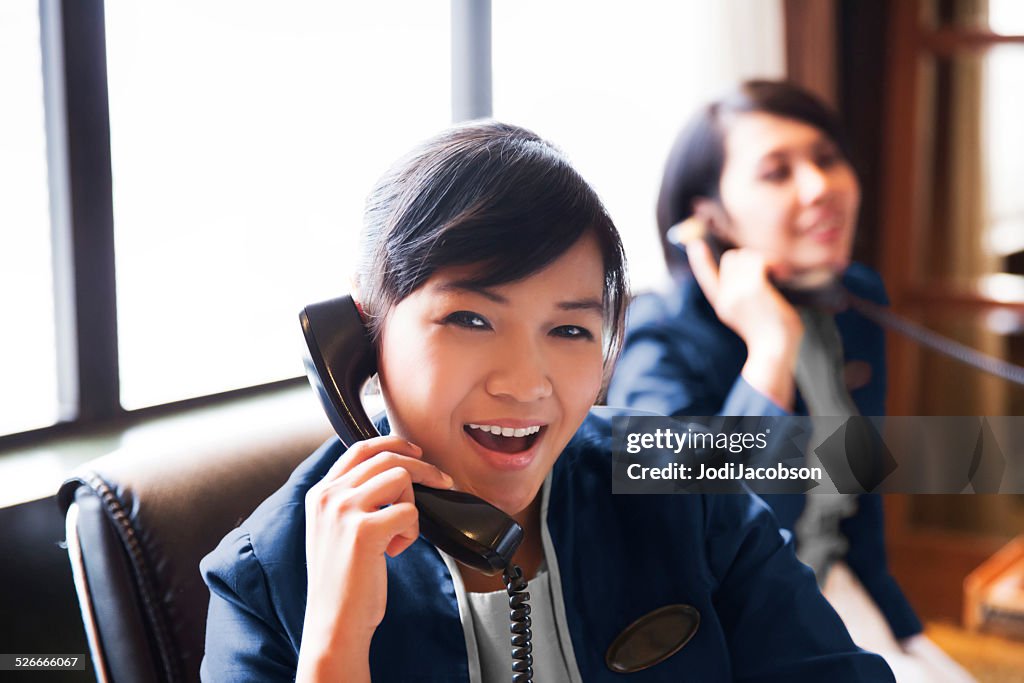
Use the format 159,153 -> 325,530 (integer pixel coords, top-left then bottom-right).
0,0 -> 491,448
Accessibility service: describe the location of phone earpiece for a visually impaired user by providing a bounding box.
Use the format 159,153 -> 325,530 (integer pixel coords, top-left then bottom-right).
299,296 -> 379,446
666,216 -> 727,265
666,216 -> 708,247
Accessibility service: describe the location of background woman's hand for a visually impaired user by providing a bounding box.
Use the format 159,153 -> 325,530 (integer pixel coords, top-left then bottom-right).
687,239 -> 804,410
296,435 -> 453,682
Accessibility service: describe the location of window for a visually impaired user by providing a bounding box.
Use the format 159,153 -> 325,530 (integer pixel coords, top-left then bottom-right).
0,2 -> 59,435
104,1 -> 450,408
492,0 -> 785,290
883,0 -> 1024,417
1,0 -> 780,440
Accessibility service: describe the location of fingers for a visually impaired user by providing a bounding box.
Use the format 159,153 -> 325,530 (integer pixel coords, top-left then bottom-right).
377,503 -> 420,557
724,249 -> 771,286
307,469 -> 421,556
350,466 -> 416,512
349,474 -> 419,557
313,452 -> 448,517
324,435 -> 423,481
764,257 -> 794,284
342,450 -> 453,491
310,435 -> 455,565
686,238 -> 721,304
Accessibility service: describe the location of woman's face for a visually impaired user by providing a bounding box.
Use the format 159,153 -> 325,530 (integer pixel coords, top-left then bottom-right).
376,233 -> 606,516
716,112 -> 860,287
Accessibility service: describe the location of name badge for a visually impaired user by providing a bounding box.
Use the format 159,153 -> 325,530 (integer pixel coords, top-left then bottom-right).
605,604 -> 701,673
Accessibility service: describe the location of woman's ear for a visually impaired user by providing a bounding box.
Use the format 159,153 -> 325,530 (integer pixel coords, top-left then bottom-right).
349,274 -> 369,322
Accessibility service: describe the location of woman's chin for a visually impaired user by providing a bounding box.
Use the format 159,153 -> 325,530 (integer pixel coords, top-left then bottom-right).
467,486 -> 537,519
781,260 -> 848,290
784,269 -> 838,290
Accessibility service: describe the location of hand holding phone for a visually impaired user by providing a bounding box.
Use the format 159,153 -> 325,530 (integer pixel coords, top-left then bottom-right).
671,215 -> 805,410
682,221 -> 805,363
297,434 -> 452,680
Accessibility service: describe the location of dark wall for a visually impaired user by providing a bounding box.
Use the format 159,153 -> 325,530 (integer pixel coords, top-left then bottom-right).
0,497 -> 96,683
838,0 -> 892,271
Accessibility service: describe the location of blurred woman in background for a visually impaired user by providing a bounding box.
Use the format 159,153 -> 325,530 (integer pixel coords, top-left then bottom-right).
607,80 -> 974,682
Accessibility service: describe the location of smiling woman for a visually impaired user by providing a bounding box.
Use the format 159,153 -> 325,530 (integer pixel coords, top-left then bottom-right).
200,121 -> 896,682
377,233 -> 607,516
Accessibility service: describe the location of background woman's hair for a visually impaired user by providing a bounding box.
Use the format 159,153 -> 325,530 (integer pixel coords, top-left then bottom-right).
656,80 -> 853,277
356,120 -> 629,373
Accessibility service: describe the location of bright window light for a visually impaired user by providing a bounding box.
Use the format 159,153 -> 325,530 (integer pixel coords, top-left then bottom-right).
492,0 -> 785,292
104,1 -> 450,409
0,1 -> 60,436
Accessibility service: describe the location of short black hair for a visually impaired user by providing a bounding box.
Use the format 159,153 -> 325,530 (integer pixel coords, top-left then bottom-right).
356,120 -> 628,373
656,80 -> 853,276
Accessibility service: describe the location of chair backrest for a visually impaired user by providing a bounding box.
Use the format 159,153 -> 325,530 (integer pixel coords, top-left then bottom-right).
58,412 -> 333,683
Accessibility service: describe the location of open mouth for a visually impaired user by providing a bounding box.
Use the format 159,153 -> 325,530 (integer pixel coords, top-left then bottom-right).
464,423 -> 544,454
802,215 -> 846,239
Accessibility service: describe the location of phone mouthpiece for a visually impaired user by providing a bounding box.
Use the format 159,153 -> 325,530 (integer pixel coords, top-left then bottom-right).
412,484 -> 524,575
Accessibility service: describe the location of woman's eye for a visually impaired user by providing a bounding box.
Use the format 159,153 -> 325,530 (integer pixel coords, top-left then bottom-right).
551,325 -> 595,341
815,151 -> 841,169
760,165 -> 790,183
444,311 -> 491,330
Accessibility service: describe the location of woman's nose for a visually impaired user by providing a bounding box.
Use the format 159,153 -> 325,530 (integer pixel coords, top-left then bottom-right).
796,162 -> 830,205
484,340 -> 554,402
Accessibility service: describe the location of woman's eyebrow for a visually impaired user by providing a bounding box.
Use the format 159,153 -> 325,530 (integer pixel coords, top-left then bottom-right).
434,281 -> 603,313
757,149 -> 788,164
758,136 -> 831,163
558,298 -> 604,313
435,280 -> 507,303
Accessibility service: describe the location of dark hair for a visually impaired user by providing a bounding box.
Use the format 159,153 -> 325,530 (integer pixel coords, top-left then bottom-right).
356,120 -> 629,374
656,80 -> 853,276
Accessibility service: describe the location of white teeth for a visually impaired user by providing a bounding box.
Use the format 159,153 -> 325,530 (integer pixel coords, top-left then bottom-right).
467,424 -> 543,437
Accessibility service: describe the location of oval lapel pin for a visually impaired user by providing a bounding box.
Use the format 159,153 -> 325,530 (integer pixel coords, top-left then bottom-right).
605,604 -> 701,673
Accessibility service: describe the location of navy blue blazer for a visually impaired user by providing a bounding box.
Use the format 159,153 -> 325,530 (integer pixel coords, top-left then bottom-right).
201,411 -> 894,681
606,262 -> 922,640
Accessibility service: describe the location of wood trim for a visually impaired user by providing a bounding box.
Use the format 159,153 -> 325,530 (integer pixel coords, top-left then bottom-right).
921,29 -> 1024,55
879,0 -> 924,416
885,495 -> 1010,622
904,289 -> 1024,311
783,0 -> 838,106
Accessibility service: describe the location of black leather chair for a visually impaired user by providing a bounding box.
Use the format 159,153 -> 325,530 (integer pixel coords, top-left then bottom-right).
58,410 -> 332,683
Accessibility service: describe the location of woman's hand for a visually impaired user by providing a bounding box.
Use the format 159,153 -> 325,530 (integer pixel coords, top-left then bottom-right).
295,435 -> 454,682
687,239 -> 804,410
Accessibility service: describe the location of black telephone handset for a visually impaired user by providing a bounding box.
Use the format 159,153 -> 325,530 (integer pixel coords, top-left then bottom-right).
299,295 -> 536,682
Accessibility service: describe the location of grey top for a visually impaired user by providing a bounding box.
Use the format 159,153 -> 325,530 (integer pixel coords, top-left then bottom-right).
465,567 -> 572,682
438,475 -> 584,683
793,308 -> 860,582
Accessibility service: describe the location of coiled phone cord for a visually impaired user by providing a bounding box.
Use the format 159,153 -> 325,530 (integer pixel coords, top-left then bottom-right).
503,564 -> 533,683
847,293 -> 1024,387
